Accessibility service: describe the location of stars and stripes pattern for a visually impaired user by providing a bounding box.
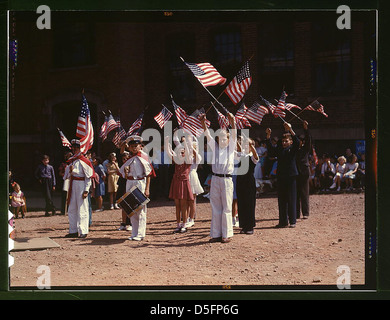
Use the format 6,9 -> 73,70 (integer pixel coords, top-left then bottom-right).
274,91 -> 287,118
172,98 -> 188,127
154,106 -> 173,129
112,126 -> 127,147
76,94 -> 94,154
261,96 -> 280,118
191,107 -> 210,127
100,113 -> 120,141
234,104 -> 251,129
285,103 -> 301,111
245,102 -> 269,125
305,100 -> 328,117
127,113 -> 144,136
224,61 -> 252,105
185,62 -> 227,87
57,128 -> 71,149
213,104 -> 229,130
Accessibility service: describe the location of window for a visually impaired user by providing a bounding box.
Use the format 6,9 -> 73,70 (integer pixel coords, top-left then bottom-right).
259,23 -> 294,96
167,33 -> 196,102
313,22 -> 351,95
212,28 -> 242,77
53,22 -> 95,68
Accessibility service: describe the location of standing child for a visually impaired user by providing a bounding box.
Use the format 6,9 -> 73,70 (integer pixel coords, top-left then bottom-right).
236,136 -> 259,234
92,156 -> 106,212
165,135 -> 194,233
200,112 -> 237,243
106,152 -> 120,210
265,122 -> 299,228
11,183 -> 26,219
119,136 -> 154,241
35,154 -> 56,216
187,139 -> 204,228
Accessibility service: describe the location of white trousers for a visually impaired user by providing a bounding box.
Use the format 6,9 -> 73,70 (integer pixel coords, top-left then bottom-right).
209,176 -> 234,239
68,180 -> 89,235
126,179 -> 147,239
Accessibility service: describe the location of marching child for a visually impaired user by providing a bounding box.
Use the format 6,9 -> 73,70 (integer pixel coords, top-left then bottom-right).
165,134 -> 194,233
200,112 -> 237,243
119,136 -> 154,241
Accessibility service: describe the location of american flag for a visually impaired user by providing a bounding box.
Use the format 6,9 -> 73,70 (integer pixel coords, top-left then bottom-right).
245,102 -> 269,125
112,126 -> 127,147
224,61 -> 252,105
127,113 -> 144,136
306,100 -> 328,117
312,146 -> 319,165
191,107 -> 210,127
57,128 -> 71,149
100,113 -> 120,141
285,103 -> 301,111
154,106 -> 173,129
76,94 -> 94,154
212,104 -> 229,130
234,104 -> 251,129
185,62 -> 226,87
274,91 -> 287,118
261,96 -> 281,117
171,98 -> 188,127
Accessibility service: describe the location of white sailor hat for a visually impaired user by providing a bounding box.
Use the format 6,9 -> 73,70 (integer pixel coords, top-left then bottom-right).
71,139 -> 81,146
126,135 -> 143,144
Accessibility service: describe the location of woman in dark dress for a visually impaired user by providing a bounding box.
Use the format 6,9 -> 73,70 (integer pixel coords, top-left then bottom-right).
236,137 -> 259,234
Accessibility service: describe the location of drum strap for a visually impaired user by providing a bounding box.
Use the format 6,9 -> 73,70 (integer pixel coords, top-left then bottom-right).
127,176 -> 144,180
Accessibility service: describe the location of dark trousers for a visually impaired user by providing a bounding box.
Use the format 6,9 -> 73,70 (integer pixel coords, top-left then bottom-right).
41,177 -> 55,214
61,190 -> 67,214
277,176 -> 297,226
296,174 -> 310,218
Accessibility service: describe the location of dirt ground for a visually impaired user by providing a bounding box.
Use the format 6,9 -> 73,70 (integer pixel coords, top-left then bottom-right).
9,192 -> 365,289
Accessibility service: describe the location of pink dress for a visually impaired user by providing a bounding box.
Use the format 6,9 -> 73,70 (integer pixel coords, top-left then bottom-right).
169,163 -> 194,200
11,191 -> 25,207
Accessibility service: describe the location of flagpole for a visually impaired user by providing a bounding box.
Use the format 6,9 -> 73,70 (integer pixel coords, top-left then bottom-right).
180,57 -> 227,114
287,97 -> 319,122
273,99 -> 305,123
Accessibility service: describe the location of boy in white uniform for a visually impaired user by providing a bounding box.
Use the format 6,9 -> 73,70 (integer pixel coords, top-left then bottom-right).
64,139 -> 94,238
119,135 -> 154,241
200,112 -> 237,243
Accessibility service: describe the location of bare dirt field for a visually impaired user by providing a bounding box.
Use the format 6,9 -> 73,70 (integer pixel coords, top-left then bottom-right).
9,192 -> 365,289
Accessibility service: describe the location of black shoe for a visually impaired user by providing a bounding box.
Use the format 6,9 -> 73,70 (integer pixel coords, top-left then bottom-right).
79,234 -> 88,238
65,233 -> 78,238
45,212 -> 50,217
209,237 -> 222,243
275,224 -> 288,228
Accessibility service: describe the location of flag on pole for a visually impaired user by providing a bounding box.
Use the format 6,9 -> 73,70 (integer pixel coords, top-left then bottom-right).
191,107 -> 210,127
274,90 -> 287,118
261,96 -> 279,117
234,104 -> 251,129
181,114 -> 204,137
76,94 -> 94,154
245,102 -> 269,125
100,113 -> 120,141
154,106 -> 173,129
127,113 -> 144,136
112,127 -> 127,148
224,61 -> 252,105
171,97 -> 188,127
306,100 -> 328,117
285,103 -> 302,111
312,146 -> 319,166
184,62 -> 227,87
213,104 -> 229,130
57,128 -> 71,149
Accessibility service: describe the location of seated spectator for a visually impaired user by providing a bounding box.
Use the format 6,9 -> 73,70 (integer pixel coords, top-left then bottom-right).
11,182 -> 27,219
330,156 -> 347,192
320,153 -> 335,191
344,154 -> 359,190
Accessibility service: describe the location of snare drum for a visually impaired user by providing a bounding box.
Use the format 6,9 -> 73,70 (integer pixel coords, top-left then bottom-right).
116,185 -> 150,218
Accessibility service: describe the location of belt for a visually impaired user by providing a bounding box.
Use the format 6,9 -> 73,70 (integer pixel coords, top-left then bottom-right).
72,176 -> 85,181
127,176 -> 144,180
212,173 -> 232,178
66,176 -> 86,206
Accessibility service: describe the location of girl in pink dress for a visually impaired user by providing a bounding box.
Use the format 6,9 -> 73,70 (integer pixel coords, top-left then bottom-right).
11,183 -> 26,218
165,135 -> 194,233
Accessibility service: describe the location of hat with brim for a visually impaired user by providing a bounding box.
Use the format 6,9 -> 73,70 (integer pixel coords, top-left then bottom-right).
126,135 -> 143,145
71,139 -> 81,147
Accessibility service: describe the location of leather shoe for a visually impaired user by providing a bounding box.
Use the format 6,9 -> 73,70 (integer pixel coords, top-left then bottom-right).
79,234 -> 88,238
209,237 -> 222,243
221,237 -> 232,243
65,233 -> 78,238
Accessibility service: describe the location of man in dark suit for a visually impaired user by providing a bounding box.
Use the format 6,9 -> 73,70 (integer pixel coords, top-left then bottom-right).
296,121 -> 312,220
265,122 -> 299,228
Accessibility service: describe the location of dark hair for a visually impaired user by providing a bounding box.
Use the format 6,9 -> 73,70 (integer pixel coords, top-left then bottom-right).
282,133 -> 292,141
94,156 -> 102,164
42,154 -> 50,160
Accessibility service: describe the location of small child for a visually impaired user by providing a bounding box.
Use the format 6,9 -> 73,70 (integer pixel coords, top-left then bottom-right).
165,134 -> 194,233
344,154 -> 359,190
11,183 -> 26,219
106,152 -> 120,210
330,156 -> 347,191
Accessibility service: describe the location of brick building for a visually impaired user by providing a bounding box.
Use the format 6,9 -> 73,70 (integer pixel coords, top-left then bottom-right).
9,10 -> 376,189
